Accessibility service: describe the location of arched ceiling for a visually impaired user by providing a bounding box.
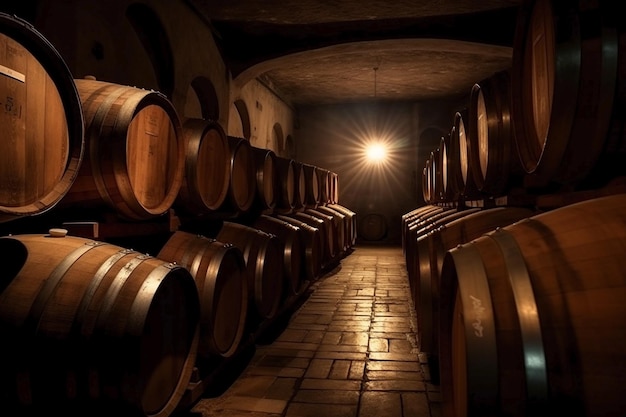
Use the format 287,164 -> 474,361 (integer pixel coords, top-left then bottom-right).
186,0 -> 523,105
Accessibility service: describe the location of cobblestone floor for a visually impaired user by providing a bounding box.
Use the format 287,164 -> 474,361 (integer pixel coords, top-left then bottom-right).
188,245 -> 441,417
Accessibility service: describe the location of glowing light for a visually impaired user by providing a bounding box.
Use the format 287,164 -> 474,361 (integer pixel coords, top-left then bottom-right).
366,143 -> 387,162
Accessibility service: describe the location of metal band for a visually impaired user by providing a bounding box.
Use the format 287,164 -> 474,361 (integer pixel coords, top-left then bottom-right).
449,243 -> 499,413
88,86 -> 129,209
25,240 -> 104,335
94,254 -> 148,331
73,247 -> 133,333
488,228 -> 548,408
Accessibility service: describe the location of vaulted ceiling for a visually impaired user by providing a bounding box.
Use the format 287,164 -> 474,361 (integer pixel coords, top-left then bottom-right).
187,0 -> 523,105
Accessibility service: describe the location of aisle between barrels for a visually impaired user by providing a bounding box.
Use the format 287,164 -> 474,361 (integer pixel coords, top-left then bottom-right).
186,244 -> 440,417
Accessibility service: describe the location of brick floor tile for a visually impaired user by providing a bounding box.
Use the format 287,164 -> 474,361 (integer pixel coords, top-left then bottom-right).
256,355 -> 311,369
349,360 -> 365,380
389,339 -> 415,353
303,330 -> 325,344
221,396 -> 287,414
368,338 -> 389,352
286,402 -> 357,417
340,332 -> 369,346
247,366 -> 306,378
366,360 -> 420,372
358,391 -> 402,417
401,392 -> 430,417
366,370 -> 423,381
293,389 -> 360,405
300,378 -> 362,391
277,328 -> 308,342
368,352 -> 418,362
329,360 -> 351,379
317,344 -> 368,353
314,351 -> 368,361
304,358 -> 333,378
364,380 -> 426,391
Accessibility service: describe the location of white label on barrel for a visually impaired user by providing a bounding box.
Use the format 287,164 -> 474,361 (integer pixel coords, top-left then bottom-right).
469,294 -> 485,337
0,64 -> 25,83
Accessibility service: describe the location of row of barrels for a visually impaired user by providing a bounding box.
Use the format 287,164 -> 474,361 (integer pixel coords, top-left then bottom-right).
0,202 -> 356,417
423,0 -> 626,204
0,12 -> 339,224
402,192 -> 626,416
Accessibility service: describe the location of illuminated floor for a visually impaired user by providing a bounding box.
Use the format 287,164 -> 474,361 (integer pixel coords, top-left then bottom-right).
188,245 -> 441,417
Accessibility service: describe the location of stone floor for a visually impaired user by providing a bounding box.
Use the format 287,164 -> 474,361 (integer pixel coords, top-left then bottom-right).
187,244 -> 441,417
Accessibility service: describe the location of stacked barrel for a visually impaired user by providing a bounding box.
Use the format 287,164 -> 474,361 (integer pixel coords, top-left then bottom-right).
409,1 -> 626,416
0,12 -> 356,417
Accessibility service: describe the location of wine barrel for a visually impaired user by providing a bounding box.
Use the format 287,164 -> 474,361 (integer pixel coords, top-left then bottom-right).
275,156 -> 297,213
408,208 -> 480,304
289,211 -> 334,268
439,133 -> 459,202
216,222 -> 283,323
62,78 -> 185,220
511,0 -> 624,188
429,147 -> 444,203
276,214 -> 323,281
450,110 -> 481,200
404,206 -> 450,275
468,69 -> 524,196
292,160 -> 307,211
251,146 -> 278,212
0,13 -> 84,223
422,157 -> 433,204
439,194 -> 626,417
0,232 -> 200,417
253,214 -> 305,297
306,208 -> 344,258
328,203 -> 357,248
416,206 -> 534,356
175,118 -> 230,215
315,205 -> 348,253
157,231 -> 247,360
316,168 -> 330,205
301,163 -> 320,207
224,136 -> 257,214
328,172 -> 339,204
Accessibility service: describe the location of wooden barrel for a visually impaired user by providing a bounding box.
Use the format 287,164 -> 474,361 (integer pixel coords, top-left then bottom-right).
276,214 -> 323,281
225,136 -> 257,214
329,171 -> 339,204
251,146 -> 278,212
315,205 -> 348,253
274,156 -> 297,213
253,215 -> 305,297
439,133 -> 459,202
328,203 -> 357,248
450,110 -> 481,200
511,0 -> 624,188
307,207 -> 344,258
439,194 -> 626,417
408,208 -> 480,305
316,168 -> 330,204
468,69 -> 524,196
0,13 -> 84,223
301,163 -> 320,207
422,157 -> 433,204
404,206 -> 449,275
429,147 -> 444,203
157,231 -> 247,360
292,160 -> 307,210
0,232 -> 200,417
216,222 -> 283,323
62,78 -> 184,220
175,118 -> 230,215
416,206 -> 534,357
289,211 -> 335,268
